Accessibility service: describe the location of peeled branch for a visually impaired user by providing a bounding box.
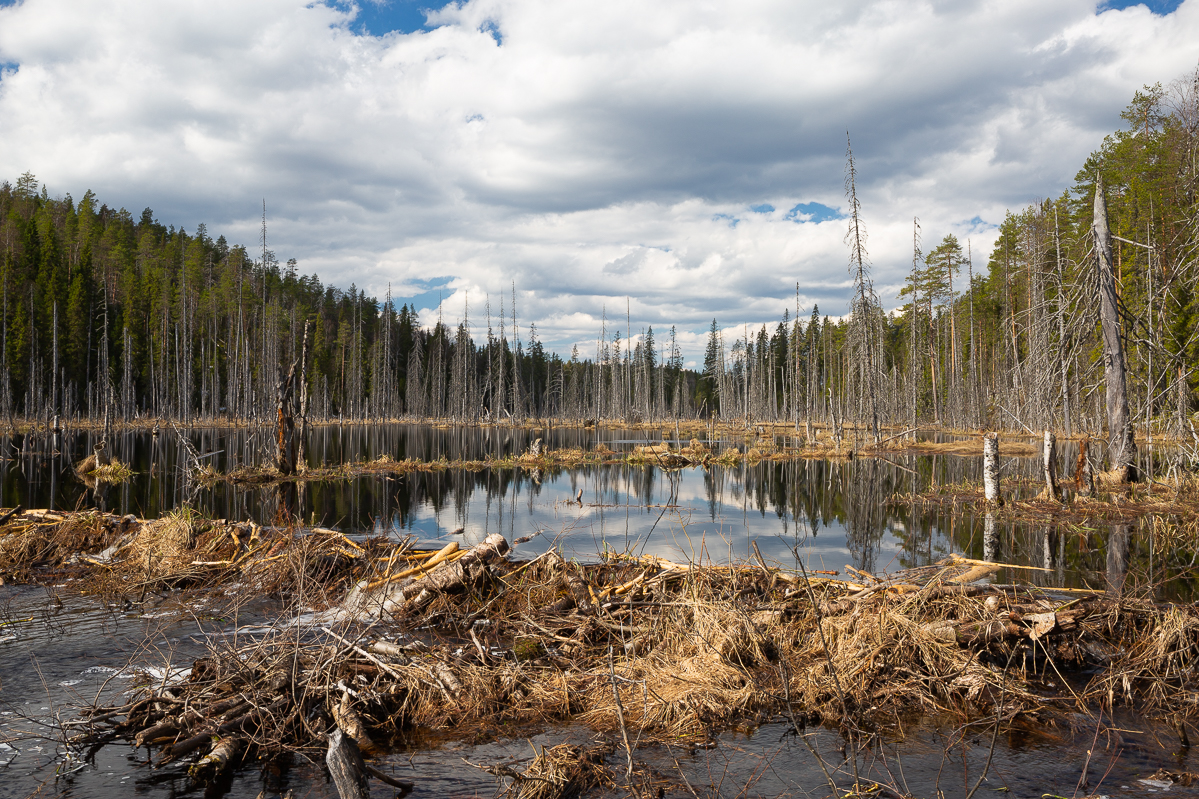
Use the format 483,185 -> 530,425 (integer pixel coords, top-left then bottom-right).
343,533 -> 510,618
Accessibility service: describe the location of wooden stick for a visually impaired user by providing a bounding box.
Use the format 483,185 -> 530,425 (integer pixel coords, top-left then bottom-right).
320,627 -> 404,679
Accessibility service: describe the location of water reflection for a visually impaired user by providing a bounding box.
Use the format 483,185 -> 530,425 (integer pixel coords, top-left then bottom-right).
0,424 -> 1192,596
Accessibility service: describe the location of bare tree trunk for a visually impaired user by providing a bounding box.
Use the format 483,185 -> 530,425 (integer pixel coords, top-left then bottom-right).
983,432 -> 1001,505
1093,175 -> 1137,482
1041,430 -> 1060,501
296,322 -> 310,473
275,360 -> 297,476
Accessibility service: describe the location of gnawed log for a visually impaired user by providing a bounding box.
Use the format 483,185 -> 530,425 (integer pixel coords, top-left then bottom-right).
188,735 -> 244,780
134,708 -> 202,748
921,605 -> 1089,646
344,533 -> 510,618
326,728 -> 371,799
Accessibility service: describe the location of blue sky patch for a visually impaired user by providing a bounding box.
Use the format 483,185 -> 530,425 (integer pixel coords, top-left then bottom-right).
480,19 -> 503,45
713,213 -> 739,228
392,277 -> 455,317
328,1 -> 443,36
960,215 -> 996,234
787,202 -> 843,223
750,203 -> 775,214
1099,0 -> 1182,14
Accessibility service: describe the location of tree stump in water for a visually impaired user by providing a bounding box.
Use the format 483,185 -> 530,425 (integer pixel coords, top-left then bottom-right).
983,432 -> 1001,506
275,361 -> 297,476
1075,435 -> 1095,497
1041,430 -> 1060,501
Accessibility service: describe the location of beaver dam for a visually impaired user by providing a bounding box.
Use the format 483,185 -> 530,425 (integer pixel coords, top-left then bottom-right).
4,465 -> 1199,799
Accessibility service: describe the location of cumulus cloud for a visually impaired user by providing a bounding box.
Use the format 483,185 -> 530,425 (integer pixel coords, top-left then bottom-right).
0,0 -> 1195,360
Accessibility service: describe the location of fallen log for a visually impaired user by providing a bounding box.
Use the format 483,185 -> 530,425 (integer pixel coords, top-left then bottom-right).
326,728 -> 371,799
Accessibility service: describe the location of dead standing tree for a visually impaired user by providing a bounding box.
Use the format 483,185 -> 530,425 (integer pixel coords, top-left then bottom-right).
275,358 -> 298,476
845,133 -> 881,444
1094,175 -> 1137,482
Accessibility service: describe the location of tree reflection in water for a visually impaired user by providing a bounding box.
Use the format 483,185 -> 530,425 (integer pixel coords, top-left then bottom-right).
0,425 -> 1190,597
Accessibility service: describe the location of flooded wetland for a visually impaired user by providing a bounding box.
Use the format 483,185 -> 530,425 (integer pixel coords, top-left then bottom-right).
2,422 -> 1199,799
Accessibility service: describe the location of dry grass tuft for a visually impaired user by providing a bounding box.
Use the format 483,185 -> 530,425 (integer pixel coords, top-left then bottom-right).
499,743 -> 613,799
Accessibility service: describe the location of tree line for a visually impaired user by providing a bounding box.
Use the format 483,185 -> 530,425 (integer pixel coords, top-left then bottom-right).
1,67 -> 1196,437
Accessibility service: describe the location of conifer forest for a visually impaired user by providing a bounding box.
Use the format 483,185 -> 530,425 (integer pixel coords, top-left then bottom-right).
1,70 -> 1196,444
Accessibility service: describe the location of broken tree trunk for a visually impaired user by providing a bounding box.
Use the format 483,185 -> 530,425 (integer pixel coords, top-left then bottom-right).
1075,434 -> 1095,497
275,360 -> 297,476
326,728 -> 371,799
983,432 -> 1001,505
1094,175 -> 1137,482
1041,430 -> 1060,501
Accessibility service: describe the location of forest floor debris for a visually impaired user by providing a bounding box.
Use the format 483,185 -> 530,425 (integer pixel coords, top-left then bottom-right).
5,508 -> 1199,795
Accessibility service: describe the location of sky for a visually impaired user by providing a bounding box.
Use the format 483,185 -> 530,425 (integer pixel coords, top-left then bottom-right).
0,0 -> 1196,366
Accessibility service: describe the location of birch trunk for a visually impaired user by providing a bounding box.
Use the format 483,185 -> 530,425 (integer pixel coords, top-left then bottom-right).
1041,430 -> 1059,501
983,432 -> 1001,505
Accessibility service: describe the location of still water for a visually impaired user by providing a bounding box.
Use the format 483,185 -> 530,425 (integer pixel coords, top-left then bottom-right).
1,424 -> 1195,798
0,423 -> 1186,592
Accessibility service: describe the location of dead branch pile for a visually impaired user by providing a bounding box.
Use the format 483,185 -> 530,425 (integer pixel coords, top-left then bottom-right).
58,526 -> 1199,791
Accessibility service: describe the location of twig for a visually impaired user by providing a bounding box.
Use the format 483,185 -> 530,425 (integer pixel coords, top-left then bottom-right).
319,626 -> 404,679
792,555 -> 861,790
963,646 -> 1017,799
607,645 -> 634,779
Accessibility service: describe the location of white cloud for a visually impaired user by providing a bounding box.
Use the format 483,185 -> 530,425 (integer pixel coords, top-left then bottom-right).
1,0 -> 1195,360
